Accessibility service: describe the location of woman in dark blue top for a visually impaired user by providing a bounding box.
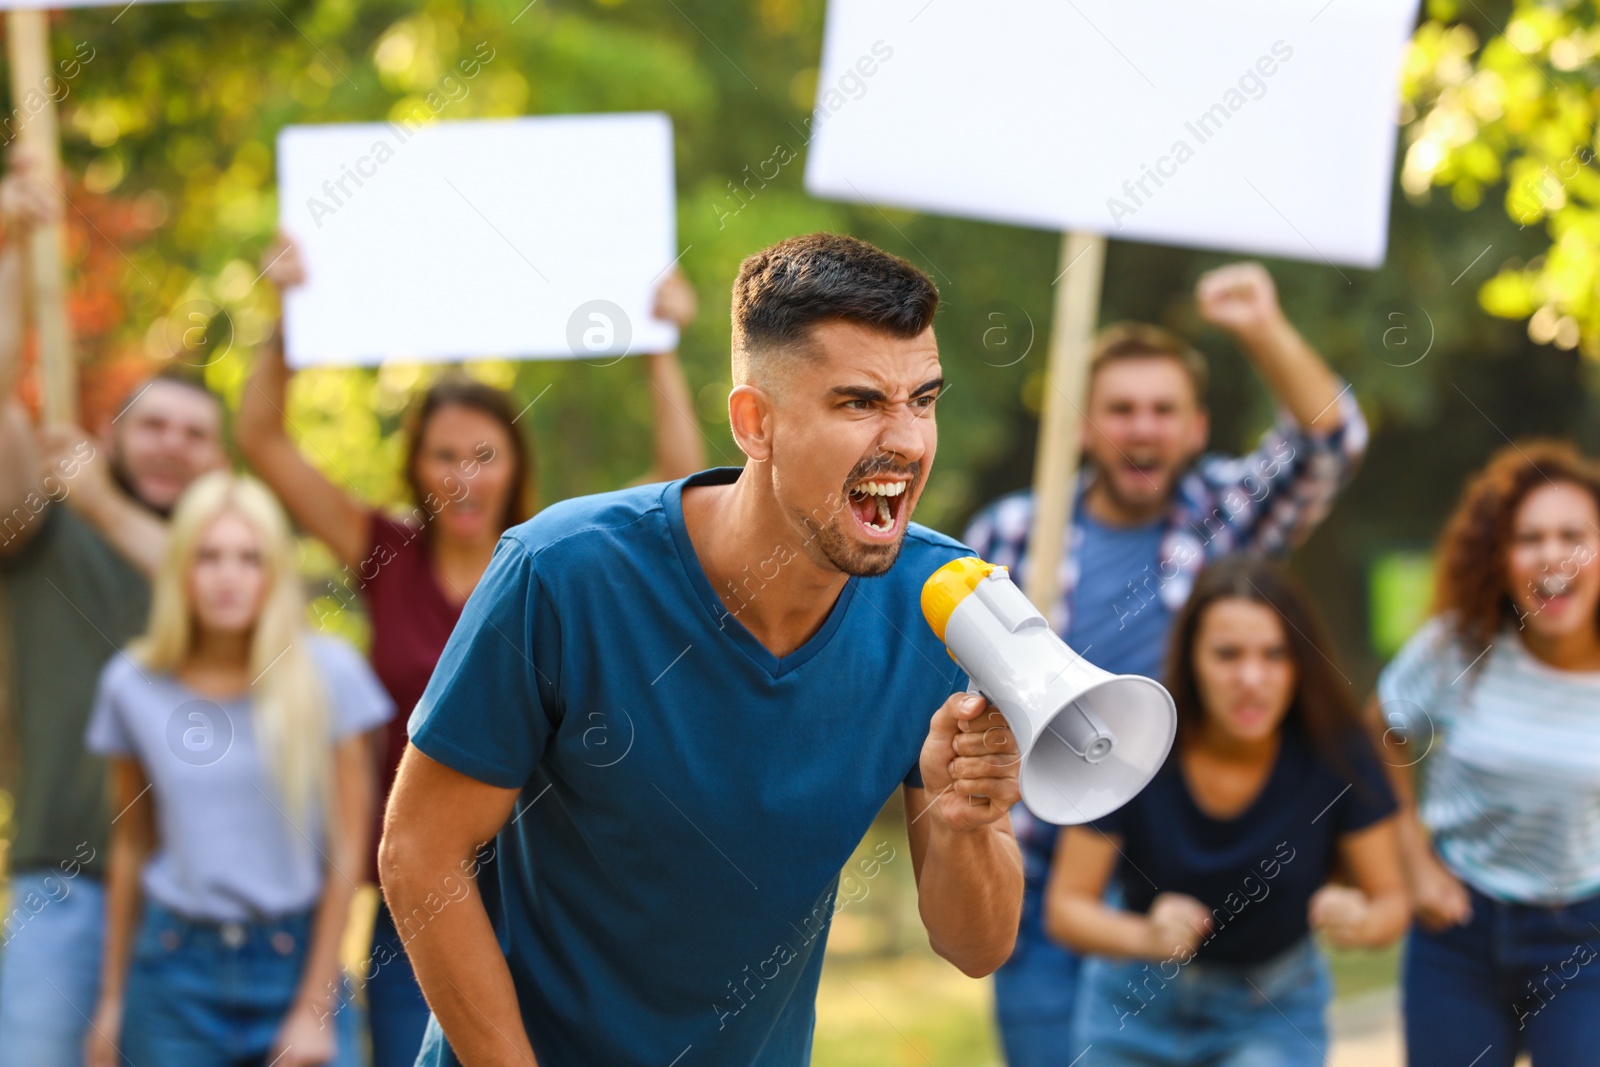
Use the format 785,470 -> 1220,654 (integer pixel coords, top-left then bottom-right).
1046,556 -> 1408,1066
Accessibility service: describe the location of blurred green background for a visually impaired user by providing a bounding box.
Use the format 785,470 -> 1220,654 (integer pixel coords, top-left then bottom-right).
0,0 -> 1595,1061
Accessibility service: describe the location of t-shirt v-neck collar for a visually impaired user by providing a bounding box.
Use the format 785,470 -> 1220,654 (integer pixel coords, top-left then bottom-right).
664,468 -> 857,679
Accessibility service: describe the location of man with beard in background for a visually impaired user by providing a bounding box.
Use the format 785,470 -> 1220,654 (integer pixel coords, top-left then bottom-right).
964,263 -> 1368,1067
381,233 -> 1025,1067
0,149 -> 227,1067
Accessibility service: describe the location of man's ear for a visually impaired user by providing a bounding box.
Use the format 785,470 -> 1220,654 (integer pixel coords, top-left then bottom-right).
729,384 -> 775,462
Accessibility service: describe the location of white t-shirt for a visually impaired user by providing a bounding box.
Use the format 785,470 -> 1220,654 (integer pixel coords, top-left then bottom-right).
1379,617 -> 1600,904
87,634 -> 393,921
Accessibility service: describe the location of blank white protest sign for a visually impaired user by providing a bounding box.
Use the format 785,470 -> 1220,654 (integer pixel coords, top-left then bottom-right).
0,0 -> 196,7
805,0 -> 1419,268
278,113 -> 679,367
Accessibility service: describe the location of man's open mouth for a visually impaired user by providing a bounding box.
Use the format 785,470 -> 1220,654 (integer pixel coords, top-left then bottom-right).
846,477 -> 909,539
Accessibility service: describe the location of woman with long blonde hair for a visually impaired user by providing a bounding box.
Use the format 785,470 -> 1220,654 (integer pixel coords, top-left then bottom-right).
83,471 -> 392,1067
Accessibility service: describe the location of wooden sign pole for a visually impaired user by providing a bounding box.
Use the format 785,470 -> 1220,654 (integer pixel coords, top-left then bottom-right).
6,7 -> 76,424
1022,230 -> 1105,617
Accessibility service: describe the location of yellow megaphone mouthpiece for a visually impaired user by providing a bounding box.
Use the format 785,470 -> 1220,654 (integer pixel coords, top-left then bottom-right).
920,556 -> 997,643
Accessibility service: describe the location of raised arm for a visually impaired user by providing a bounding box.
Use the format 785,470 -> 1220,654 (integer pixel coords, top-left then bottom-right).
37,422 -> 168,575
236,235 -> 370,570
379,745 -> 537,1066
0,148 -> 58,553
1196,262 -> 1345,434
1045,824 -> 1211,960
1193,265 -> 1368,556
637,269 -> 706,483
86,757 -> 156,1067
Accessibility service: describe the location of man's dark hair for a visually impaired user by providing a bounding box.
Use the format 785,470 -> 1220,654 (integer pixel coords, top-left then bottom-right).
731,233 -> 938,385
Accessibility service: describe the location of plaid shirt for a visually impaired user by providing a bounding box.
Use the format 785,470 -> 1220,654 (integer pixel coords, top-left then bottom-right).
962,386 -> 1368,901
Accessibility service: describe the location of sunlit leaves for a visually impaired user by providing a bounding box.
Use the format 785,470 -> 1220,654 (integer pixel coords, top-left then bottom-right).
1403,0 -> 1600,355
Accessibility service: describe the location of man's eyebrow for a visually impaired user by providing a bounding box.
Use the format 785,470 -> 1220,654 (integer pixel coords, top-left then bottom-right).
827,378 -> 945,402
828,385 -> 888,402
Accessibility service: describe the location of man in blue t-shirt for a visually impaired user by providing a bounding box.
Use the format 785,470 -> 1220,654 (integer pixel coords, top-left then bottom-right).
380,233 -> 1025,1067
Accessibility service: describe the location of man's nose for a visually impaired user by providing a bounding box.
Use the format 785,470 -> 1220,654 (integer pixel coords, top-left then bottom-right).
1126,410 -> 1165,440
876,406 -> 929,462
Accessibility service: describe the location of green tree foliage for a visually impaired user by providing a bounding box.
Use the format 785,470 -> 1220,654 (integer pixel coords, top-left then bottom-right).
6,0 -> 1599,676
1402,0 -> 1600,355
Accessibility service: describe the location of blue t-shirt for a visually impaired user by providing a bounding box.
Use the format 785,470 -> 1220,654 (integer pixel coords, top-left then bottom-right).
1066,512 -> 1169,681
1090,722 -> 1396,964
407,468 -> 970,1067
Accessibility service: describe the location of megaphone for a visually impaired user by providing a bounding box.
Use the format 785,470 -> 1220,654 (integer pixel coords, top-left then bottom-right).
922,557 -> 1177,825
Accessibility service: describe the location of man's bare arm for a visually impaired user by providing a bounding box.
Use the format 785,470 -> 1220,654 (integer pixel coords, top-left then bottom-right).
379,745 -> 538,1066
0,402 -> 42,558
903,693 -> 1025,977
904,782 -> 1023,976
1196,263 -> 1346,434
0,154 -> 53,547
35,424 -> 166,574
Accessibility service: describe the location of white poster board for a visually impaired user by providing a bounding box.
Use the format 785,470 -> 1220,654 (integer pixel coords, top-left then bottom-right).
0,0 -> 198,7
805,0 -> 1418,268
278,113 -> 678,367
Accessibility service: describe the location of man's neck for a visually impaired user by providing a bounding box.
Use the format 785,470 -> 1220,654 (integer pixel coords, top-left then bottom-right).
680,469 -> 848,659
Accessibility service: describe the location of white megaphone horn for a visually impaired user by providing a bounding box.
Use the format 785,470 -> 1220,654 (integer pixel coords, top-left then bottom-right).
922,557 -> 1177,825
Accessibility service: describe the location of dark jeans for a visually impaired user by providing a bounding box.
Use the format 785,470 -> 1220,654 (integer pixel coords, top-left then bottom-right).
367,898 -> 433,1067
123,898 -> 360,1067
1073,935 -> 1331,1067
992,885 -> 1083,1067
1404,883 -> 1600,1067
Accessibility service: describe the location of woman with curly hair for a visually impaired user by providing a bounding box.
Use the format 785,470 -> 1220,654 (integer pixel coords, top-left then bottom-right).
1377,439 -> 1600,1066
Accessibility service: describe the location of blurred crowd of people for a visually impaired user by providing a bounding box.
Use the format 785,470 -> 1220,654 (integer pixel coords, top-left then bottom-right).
0,152 -> 705,1067
0,133 -> 1597,1067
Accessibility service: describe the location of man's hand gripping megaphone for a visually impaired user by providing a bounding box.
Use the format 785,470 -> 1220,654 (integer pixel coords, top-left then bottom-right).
916,689 -> 1022,832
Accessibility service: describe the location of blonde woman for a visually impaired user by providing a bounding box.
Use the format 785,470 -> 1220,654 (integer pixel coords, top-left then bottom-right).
83,472 -> 392,1067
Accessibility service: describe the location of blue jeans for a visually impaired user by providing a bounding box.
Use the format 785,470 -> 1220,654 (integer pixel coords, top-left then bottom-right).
0,869 -> 104,1067
366,899 -> 433,1067
122,898 -> 362,1066
993,897 -> 1083,1067
1072,936 -> 1332,1066
1404,883 -> 1600,1067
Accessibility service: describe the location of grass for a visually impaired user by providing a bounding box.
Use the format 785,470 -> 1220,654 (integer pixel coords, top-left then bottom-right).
811,939 -> 1403,1067
814,952 -> 1002,1067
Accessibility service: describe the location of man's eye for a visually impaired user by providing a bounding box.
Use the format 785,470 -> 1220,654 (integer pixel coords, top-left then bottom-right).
913,394 -> 938,409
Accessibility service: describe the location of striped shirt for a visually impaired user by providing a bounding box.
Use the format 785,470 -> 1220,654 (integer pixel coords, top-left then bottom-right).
1378,617 -> 1600,904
